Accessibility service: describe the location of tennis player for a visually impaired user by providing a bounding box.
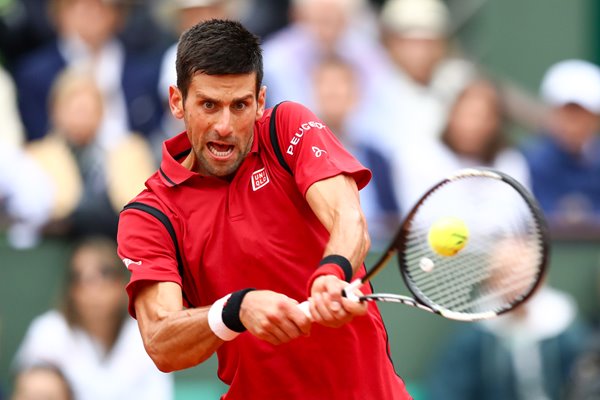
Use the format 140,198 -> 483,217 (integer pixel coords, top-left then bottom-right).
117,19 -> 411,399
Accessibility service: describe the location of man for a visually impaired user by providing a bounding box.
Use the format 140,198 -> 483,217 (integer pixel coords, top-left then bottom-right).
523,59 -> 600,227
155,0 -> 234,154
117,19 -> 411,399
14,0 -> 164,143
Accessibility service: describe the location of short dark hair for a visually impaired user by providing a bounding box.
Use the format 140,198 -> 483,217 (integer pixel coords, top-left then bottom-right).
176,19 -> 263,100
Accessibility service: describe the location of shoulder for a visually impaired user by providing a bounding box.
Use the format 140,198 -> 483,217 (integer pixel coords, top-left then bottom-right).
14,310 -> 71,367
521,134 -> 557,159
494,148 -> 531,187
118,186 -> 177,250
273,101 -> 313,117
267,101 -> 326,137
27,310 -> 69,335
14,42 -> 64,82
256,101 -> 320,146
109,134 -> 156,174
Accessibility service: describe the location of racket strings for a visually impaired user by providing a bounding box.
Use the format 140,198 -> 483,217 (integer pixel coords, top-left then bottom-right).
400,177 -> 545,317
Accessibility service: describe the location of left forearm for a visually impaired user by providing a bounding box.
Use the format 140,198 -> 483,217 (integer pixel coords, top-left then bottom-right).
306,174 -> 371,275
322,204 -> 370,274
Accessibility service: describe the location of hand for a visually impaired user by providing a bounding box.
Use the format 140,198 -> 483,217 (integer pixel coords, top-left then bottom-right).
308,275 -> 368,328
239,290 -> 311,345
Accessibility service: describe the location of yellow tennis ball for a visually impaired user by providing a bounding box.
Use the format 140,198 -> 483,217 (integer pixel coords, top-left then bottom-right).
428,217 -> 469,257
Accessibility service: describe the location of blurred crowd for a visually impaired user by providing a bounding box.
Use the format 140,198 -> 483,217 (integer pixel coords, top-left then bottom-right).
1,0 -> 600,399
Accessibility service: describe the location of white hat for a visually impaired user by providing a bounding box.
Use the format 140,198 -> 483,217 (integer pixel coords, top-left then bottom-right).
540,59 -> 600,114
175,0 -> 223,9
380,0 -> 450,39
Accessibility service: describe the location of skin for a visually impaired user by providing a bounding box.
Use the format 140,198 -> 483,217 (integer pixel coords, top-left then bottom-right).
444,81 -> 501,157
134,71 -> 369,372
312,60 -> 358,134
69,246 -> 126,351
12,368 -> 71,400
549,103 -> 600,154
384,36 -> 446,85
56,0 -> 121,52
52,77 -> 103,147
292,0 -> 351,53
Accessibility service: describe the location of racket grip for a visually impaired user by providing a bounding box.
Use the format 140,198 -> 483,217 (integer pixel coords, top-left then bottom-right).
298,279 -> 363,319
297,301 -> 312,319
342,279 -> 363,302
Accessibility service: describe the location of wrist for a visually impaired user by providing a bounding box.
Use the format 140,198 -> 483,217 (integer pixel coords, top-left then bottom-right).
208,288 -> 256,341
306,254 -> 353,295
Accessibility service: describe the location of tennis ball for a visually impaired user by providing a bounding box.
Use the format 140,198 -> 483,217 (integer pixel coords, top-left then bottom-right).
428,217 -> 469,257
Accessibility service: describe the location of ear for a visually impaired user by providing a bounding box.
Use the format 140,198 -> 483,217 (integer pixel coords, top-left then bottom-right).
256,86 -> 267,119
169,85 -> 185,120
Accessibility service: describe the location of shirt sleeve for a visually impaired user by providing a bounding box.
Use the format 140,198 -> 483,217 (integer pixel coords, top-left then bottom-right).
273,101 -> 372,196
117,206 -> 182,318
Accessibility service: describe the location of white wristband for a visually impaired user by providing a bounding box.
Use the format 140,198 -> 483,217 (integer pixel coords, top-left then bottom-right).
208,294 -> 240,341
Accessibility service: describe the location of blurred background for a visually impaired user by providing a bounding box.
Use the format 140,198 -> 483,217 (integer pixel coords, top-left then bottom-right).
1,0 -> 600,399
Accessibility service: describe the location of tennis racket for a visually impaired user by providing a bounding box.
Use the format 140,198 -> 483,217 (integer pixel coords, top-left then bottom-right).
300,168 -> 549,322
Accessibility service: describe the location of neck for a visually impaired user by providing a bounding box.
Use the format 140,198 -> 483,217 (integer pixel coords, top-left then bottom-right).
81,315 -> 121,352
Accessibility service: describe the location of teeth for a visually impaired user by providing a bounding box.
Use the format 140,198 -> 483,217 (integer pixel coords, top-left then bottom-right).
208,143 -> 233,157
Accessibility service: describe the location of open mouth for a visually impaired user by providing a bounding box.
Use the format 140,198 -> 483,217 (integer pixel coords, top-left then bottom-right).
207,142 -> 234,158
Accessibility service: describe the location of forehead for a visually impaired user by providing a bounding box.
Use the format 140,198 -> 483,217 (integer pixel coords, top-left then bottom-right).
187,72 -> 257,99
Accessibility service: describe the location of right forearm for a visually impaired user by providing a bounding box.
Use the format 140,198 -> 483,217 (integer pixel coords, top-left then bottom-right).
139,305 -> 222,372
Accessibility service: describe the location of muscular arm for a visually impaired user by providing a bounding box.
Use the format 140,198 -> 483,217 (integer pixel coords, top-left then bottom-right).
135,281 -> 312,372
306,173 -> 370,270
134,281 -> 221,372
305,174 -> 370,326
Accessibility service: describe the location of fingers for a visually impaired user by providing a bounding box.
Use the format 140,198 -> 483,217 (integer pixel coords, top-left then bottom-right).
239,290 -> 311,346
309,276 -> 368,328
261,303 -> 311,345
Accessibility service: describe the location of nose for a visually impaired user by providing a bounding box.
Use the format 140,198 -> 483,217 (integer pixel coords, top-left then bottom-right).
214,108 -> 233,137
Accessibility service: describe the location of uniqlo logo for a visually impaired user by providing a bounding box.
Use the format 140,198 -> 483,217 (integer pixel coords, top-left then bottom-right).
251,168 -> 270,191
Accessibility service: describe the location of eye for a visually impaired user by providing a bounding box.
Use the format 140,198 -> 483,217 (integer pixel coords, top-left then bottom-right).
233,101 -> 247,111
203,101 -> 215,110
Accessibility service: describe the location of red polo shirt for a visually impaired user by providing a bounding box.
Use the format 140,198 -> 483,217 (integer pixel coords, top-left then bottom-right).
117,102 -> 411,400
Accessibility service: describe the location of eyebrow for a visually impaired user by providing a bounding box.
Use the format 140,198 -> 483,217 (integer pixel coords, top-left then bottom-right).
194,92 -> 254,104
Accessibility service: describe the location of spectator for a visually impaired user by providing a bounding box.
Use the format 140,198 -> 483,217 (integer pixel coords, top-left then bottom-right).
311,55 -> 400,246
0,146 -> 54,249
0,65 -> 25,148
12,237 -> 174,400
426,284 -> 588,400
568,335 -> 600,400
11,364 -> 73,400
523,59 -> 600,229
567,269 -> 600,400
262,0 -> 387,111
394,77 -> 531,209
26,68 -> 154,239
0,0 -> 55,67
0,64 -> 53,248
13,0 -> 164,144
365,0 -> 474,157
238,0 -> 291,38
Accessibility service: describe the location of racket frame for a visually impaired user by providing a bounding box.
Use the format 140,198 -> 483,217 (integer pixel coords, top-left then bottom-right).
352,168 -> 550,321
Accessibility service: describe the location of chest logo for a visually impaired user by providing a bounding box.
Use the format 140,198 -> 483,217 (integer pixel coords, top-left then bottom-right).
251,167 -> 270,191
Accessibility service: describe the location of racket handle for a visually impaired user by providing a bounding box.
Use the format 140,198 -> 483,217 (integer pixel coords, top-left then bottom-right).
297,301 -> 312,318
342,279 -> 363,302
297,279 -> 363,319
